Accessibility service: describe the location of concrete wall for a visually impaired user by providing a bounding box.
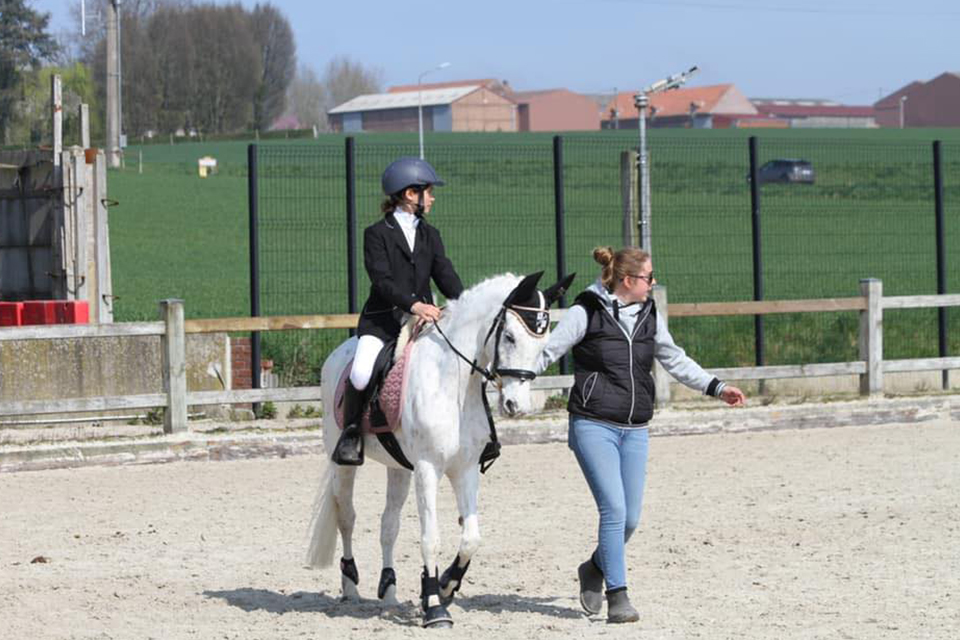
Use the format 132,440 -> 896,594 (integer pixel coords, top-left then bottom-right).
0,333 -> 229,424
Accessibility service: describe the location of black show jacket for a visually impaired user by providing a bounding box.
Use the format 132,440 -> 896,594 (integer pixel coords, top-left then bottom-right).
357,212 -> 464,341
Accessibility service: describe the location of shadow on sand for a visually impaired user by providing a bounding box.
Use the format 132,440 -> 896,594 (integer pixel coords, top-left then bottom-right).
203,588 -> 583,624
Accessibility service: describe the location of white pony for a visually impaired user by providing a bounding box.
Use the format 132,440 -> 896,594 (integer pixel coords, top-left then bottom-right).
306,271 -> 572,628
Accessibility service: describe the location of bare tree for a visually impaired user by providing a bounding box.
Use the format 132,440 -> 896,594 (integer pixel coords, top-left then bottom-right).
64,0 -> 187,63
322,55 -> 383,112
187,5 -> 259,133
250,3 -> 295,132
288,63 -> 326,131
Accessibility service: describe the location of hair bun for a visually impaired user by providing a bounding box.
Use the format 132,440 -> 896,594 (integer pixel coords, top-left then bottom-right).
592,246 -> 614,267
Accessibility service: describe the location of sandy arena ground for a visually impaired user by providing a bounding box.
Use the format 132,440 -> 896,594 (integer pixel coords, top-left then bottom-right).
1,419 -> 958,639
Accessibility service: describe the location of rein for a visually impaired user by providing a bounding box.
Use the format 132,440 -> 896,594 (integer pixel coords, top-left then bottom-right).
431,301 -> 545,473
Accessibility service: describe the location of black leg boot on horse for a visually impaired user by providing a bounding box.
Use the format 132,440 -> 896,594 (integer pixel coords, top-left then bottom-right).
332,381 -> 365,466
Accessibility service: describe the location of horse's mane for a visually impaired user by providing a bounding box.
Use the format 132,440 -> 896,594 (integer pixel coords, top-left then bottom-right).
393,274 -> 520,359
442,273 -> 521,326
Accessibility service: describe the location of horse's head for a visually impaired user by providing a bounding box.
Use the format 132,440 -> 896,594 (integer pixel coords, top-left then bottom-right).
490,271 -> 575,417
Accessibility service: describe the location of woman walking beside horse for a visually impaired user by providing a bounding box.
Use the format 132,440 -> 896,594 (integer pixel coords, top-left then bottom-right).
536,246 -> 746,623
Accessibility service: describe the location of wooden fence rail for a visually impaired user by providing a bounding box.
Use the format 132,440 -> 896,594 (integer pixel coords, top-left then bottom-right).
2,279 -> 958,433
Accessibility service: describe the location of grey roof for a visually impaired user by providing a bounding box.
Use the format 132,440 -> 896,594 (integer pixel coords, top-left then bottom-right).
329,86 -> 480,114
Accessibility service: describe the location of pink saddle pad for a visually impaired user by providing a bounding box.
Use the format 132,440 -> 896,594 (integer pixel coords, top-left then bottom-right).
333,337 -> 417,434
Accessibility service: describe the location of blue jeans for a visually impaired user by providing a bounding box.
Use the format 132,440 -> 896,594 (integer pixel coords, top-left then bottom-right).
568,415 -> 649,592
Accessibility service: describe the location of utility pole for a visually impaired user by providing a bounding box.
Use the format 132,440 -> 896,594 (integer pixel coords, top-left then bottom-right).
105,0 -> 122,168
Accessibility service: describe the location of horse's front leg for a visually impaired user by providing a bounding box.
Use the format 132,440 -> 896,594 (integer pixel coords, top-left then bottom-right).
415,459 -> 453,628
332,465 -> 360,601
440,463 -> 481,605
378,466 -> 412,606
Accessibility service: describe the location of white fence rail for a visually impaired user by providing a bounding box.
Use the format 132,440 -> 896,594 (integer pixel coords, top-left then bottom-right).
2,279 -> 958,433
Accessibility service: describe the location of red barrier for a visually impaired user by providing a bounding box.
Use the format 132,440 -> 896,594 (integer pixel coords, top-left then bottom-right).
0,302 -> 24,327
22,300 -> 59,325
56,301 -> 90,324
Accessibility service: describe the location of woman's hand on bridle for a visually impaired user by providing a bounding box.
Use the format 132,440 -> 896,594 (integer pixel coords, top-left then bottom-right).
411,301 -> 442,323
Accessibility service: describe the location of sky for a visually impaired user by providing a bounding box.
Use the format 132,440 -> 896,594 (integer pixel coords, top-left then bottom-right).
32,0 -> 959,105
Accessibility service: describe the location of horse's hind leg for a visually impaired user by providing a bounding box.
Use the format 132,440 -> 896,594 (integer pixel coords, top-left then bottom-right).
378,467 -> 412,606
414,460 -> 453,628
440,464 -> 481,604
332,465 -> 360,600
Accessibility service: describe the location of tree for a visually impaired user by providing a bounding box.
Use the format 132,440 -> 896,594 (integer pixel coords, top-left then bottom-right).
17,63 -> 101,146
250,3 -> 295,132
0,0 -> 59,144
322,55 -> 383,112
187,5 -> 260,133
288,64 -> 326,131
65,0 -> 183,63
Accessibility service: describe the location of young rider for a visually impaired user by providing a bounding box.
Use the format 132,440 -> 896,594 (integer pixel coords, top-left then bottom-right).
332,157 -> 464,465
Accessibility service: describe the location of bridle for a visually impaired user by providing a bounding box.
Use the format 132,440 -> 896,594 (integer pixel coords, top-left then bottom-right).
431,293 -> 550,473
433,295 -> 549,388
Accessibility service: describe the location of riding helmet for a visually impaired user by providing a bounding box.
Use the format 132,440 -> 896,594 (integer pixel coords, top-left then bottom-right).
381,157 -> 445,196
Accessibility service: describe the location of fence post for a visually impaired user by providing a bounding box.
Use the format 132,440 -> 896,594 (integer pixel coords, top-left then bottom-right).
859,279 -> 883,396
748,136 -> 765,394
345,136 -> 357,337
79,103 -> 90,149
652,285 -> 671,407
933,141 -> 948,390
620,150 -> 638,247
553,135 -> 569,375
160,299 -> 188,433
247,144 -> 261,414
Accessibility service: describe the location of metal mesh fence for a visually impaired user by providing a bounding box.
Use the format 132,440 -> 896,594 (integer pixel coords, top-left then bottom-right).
251,134 -> 958,382
643,136 -> 756,367
757,138 -> 947,364
353,141 -> 557,293
255,144 -> 347,384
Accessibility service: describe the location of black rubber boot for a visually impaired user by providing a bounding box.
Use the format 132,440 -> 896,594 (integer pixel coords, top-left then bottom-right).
606,587 -> 639,623
332,381 -> 364,466
577,555 -> 604,615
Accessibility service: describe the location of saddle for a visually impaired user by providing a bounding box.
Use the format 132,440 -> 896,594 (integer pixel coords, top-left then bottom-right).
333,321 -> 423,435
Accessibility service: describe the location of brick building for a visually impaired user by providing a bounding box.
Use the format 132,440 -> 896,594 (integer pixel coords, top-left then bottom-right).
875,73 -> 960,128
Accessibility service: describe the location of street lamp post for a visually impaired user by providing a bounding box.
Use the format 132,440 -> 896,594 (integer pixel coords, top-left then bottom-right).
899,95 -> 908,129
633,65 -> 698,251
418,62 -> 451,159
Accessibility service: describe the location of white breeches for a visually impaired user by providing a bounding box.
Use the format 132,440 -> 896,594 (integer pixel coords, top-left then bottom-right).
350,335 -> 385,391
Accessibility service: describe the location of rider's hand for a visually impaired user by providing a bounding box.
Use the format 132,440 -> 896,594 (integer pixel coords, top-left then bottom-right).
720,385 -> 746,407
411,301 -> 442,323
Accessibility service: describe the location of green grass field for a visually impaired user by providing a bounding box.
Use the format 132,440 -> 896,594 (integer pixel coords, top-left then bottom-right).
107,129 -> 960,380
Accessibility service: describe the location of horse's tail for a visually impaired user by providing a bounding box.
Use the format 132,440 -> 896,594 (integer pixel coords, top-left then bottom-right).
305,460 -> 338,569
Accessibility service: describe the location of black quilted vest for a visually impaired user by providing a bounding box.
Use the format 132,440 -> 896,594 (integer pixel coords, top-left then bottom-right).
567,291 -> 657,426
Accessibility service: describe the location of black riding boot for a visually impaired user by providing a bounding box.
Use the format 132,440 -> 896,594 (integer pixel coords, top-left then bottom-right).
332,381 -> 364,466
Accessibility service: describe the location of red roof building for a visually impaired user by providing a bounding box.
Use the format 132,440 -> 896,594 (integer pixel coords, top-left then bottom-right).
602,84 -> 758,129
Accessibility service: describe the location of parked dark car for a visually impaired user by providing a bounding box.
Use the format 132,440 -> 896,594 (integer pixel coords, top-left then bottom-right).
749,159 -> 815,184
